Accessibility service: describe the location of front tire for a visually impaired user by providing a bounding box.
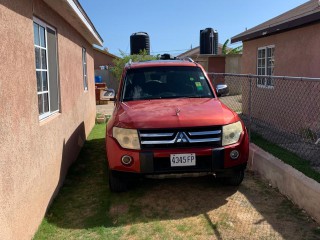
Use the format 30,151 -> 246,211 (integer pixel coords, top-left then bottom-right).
109,170 -> 128,192
226,170 -> 245,186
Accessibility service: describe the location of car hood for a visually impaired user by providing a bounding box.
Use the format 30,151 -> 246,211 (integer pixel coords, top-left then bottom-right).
114,98 -> 239,129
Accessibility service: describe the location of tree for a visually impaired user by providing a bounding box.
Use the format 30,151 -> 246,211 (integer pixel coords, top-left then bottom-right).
222,39 -> 243,55
111,50 -> 158,81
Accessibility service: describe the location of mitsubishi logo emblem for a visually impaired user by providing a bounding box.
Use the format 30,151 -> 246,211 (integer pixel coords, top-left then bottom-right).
176,132 -> 189,143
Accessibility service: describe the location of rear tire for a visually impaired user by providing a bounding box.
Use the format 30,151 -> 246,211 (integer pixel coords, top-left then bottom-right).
226,170 -> 245,186
109,170 -> 128,192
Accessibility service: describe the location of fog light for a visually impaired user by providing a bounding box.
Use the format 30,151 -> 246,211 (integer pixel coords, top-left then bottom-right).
230,150 -> 239,160
121,155 -> 133,165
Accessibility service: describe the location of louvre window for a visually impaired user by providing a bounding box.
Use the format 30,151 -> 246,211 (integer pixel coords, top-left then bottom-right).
33,17 -> 60,120
82,47 -> 88,90
257,45 -> 275,88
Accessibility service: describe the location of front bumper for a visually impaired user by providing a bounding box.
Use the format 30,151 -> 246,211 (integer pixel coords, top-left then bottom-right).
106,130 -> 249,175
140,149 -> 226,174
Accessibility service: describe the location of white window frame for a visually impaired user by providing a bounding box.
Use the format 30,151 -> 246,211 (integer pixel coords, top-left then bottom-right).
82,47 -> 88,91
257,45 -> 275,89
33,17 -> 59,120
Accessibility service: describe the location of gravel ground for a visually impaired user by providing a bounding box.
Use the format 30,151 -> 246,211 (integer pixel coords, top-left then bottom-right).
96,101 -> 114,116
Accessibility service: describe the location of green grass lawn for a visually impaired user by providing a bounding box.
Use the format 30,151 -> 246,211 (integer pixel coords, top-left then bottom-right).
34,123 -> 114,239
33,124 -> 320,240
251,132 -> 320,183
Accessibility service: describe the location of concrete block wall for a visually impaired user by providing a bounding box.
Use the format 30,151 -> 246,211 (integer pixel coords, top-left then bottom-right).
249,144 -> 320,224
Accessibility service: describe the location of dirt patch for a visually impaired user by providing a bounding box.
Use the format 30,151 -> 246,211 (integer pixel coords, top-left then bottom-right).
96,102 -> 114,116
120,174 -> 319,240
109,204 -> 129,217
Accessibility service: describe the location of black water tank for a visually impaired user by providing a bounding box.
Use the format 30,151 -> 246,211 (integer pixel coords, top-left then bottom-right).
200,28 -> 218,54
130,32 -> 150,55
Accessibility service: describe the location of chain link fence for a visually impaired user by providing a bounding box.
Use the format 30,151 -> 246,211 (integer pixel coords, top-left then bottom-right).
209,73 -> 320,171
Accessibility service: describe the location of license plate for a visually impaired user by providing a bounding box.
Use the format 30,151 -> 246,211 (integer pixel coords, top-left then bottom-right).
170,153 -> 196,167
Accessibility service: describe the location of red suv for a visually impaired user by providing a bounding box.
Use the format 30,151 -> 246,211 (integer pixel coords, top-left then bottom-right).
106,57 -> 249,192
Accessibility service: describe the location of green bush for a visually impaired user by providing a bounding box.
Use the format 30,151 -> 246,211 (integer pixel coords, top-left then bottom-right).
112,50 -> 158,81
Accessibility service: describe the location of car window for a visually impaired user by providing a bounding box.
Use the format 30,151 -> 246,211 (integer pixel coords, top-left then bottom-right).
122,66 -> 214,101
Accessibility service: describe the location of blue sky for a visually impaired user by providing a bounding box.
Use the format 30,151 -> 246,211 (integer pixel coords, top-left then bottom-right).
79,0 -> 307,56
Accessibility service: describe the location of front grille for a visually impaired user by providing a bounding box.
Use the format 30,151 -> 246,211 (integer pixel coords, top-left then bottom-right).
139,127 -> 222,149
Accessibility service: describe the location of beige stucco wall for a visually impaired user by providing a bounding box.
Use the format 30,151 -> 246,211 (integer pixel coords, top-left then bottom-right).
225,54 -> 242,74
0,0 -> 96,239
93,49 -> 116,70
241,22 -> 320,77
245,78 -> 320,133
240,24 -> 320,133
95,69 -> 119,92
93,50 -> 119,92
249,144 -> 320,224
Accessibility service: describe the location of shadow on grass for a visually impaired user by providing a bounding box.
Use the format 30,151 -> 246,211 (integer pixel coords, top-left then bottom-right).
38,134 -> 237,231
42,137 -> 112,229
35,124 -> 320,239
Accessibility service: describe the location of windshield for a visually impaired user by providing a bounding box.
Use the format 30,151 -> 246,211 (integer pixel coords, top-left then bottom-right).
122,66 -> 214,101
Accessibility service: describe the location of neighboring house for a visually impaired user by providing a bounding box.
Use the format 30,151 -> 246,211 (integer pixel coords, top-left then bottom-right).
93,47 -> 119,91
178,45 -> 242,84
177,45 -> 225,74
231,0 -> 320,133
0,0 -> 103,239
231,0 -> 320,79
93,46 -> 118,70
177,45 -> 224,58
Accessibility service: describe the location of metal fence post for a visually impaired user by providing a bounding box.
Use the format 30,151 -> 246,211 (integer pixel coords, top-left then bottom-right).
248,75 -> 252,141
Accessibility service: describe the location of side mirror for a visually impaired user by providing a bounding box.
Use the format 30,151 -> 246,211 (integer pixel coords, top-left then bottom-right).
216,84 -> 229,97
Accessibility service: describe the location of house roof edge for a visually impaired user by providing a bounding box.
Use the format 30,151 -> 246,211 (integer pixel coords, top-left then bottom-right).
231,0 -> 320,43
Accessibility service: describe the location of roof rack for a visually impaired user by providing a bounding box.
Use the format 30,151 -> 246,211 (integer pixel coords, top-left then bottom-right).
160,53 -> 177,60
125,59 -> 133,68
183,57 -> 194,63
159,53 -> 195,63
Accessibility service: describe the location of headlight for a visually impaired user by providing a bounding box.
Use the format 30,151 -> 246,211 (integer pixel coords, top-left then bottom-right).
112,127 -> 140,150
222,121 -> 243,146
